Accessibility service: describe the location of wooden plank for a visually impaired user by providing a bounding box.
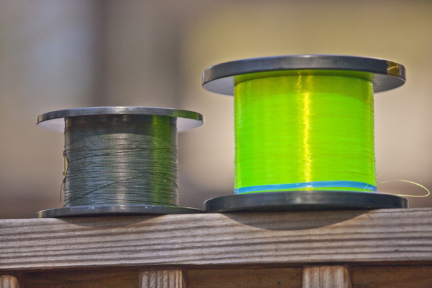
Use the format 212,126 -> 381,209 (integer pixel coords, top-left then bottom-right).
187,267 -> 302,288
303,266 -> 351,288
140,267 -> 184,288
2,208 -> 432,269
23,268 -> 138,288
0,276 -> 20,288
352,266 -> 432,288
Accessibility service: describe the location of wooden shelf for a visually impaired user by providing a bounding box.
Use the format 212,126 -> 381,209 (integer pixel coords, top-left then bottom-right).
1,208 -> 432,287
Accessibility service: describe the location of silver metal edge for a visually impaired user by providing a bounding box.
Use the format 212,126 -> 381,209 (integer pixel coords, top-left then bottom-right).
202,55 -> 406,95
37,205 -> 203,218
204,190 -> 408,213
37,106 -> 203,124
37,106 -> 204,133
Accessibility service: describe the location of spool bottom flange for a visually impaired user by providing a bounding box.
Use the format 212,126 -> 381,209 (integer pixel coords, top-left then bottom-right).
37,205 -> 202,218
204,191 -> 407,213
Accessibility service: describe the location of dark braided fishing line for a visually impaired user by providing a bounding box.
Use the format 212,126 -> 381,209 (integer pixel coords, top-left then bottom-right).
63,114 -> 178,207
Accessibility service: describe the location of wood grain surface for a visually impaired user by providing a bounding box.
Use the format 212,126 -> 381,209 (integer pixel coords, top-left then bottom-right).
188,267 -> 302,288
0,276 -> 20,288
352,266 -> 432,288
1,208 -> 432,270
303,266 -> 351,288
21,268 -> 138,288
140,267 -> 184,288
3,265 -> 432,288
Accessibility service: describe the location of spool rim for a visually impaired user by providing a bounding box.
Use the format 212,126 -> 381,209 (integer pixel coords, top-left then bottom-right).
37,205 -> 202,218
202,54 -> 406,95
204,191 -> 408,213
37,106 -> 204,133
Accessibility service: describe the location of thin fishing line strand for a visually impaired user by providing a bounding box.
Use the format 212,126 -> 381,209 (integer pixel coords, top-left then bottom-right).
63,115 -> 178,207
234,74 -> 376,193
377,180 -> 430,197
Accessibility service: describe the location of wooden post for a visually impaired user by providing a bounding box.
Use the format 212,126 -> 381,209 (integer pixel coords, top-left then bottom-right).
0,276 -> 20,288
140,267 -> 185,288
303,266 -> 351,288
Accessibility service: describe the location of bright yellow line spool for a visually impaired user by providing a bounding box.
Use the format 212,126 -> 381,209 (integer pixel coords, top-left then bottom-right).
234,72 -> 376,194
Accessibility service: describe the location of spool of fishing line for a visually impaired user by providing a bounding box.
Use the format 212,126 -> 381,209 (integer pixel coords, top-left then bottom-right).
202,55 -> 408,212
36,107 -> 204,217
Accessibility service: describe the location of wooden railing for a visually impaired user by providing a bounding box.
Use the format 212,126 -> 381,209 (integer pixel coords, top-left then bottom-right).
1,208 -> 432,287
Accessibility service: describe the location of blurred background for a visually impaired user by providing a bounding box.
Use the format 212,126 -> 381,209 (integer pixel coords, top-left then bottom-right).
1,0 -> 432,218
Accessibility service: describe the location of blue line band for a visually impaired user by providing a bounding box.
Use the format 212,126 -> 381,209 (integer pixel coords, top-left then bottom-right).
234,181 -> 377,194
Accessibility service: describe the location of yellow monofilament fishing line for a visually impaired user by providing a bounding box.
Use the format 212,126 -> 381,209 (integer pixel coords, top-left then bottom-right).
234,73 -> 376,194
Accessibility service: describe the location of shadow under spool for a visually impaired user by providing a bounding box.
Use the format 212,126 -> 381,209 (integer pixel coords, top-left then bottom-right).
202,55 -> 408,213
36,107 -> 204,217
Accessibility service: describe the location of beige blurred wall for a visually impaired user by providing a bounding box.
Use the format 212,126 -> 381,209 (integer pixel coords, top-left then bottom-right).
1,0 -> 432,218
100,1 -> 183,107
0,0 -> 98,218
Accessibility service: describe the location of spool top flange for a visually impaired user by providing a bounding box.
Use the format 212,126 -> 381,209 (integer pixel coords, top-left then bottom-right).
37,106 -> 204,132
202,55 -> 406,95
